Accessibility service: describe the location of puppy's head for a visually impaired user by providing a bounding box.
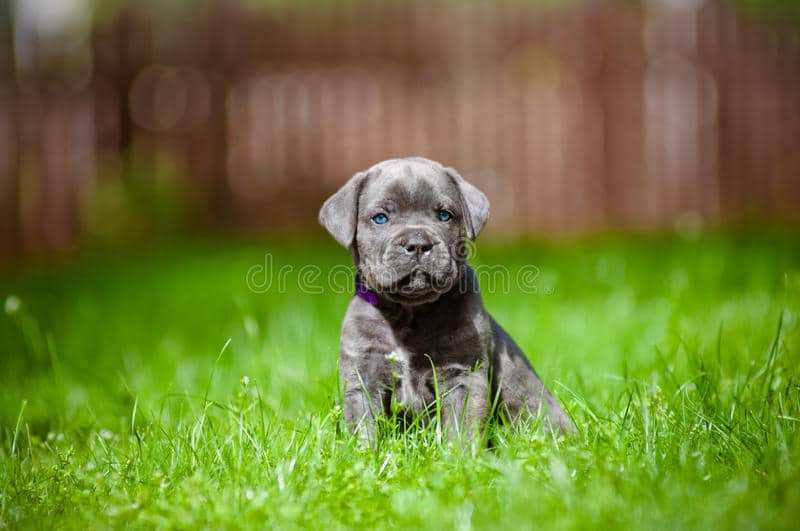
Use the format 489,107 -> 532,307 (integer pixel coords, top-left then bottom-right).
319,157 -> 489,305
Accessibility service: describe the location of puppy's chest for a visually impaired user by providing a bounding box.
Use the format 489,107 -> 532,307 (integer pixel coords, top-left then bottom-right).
384,347 -> 433,412
383,338 -> 486,413
385,346 -> 459,413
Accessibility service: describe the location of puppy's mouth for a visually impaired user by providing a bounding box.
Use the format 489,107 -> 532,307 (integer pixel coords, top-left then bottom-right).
395,270 -> 433,297
377,267 -> 456,305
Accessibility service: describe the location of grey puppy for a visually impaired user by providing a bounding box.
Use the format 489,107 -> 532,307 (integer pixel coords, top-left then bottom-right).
319,157 -> 575,444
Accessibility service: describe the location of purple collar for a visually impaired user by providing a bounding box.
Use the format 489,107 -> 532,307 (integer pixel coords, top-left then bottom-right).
355,275 -> 379,306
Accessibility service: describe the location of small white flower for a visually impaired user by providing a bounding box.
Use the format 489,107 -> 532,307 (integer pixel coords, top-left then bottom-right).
385,351 -> 400,363
244,316 -> 258,338
4,295 -> 21,316
240,376 -> 250,387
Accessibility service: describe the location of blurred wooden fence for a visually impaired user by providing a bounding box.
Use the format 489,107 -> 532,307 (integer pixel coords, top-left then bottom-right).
1,0 -> 799,254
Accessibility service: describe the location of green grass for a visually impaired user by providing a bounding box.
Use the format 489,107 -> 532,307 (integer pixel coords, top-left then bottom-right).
1,231 -> 799,529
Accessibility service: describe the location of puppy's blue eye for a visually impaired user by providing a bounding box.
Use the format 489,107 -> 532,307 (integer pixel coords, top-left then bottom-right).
437,210 -> 453,222
372,213 -> 389,225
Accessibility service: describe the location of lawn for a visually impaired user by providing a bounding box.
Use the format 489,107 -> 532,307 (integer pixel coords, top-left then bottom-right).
1,230 -> 799,529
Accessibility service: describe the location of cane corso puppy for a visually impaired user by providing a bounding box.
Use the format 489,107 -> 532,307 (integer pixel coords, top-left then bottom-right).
319,157 -> 575,444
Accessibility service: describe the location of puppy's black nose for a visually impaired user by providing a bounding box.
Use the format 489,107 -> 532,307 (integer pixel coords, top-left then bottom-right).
401,232 -> 434,256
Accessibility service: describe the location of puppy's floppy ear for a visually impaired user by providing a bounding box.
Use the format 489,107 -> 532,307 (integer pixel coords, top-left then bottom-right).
319,170 -> 369,248
446,167 -> 490,239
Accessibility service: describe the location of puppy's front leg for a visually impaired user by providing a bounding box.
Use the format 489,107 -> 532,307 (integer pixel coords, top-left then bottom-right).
340,353 -> 389,447
343,386 -> 379,445
439,368 -> 489,444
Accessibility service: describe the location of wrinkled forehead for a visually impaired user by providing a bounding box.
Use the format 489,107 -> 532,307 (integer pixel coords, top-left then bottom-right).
360,161 -> 458,210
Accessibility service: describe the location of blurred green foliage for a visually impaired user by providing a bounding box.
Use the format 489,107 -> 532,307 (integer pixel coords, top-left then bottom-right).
79,0 -> 800,21
81,152 -> 197,247
736,0 -> 800,22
